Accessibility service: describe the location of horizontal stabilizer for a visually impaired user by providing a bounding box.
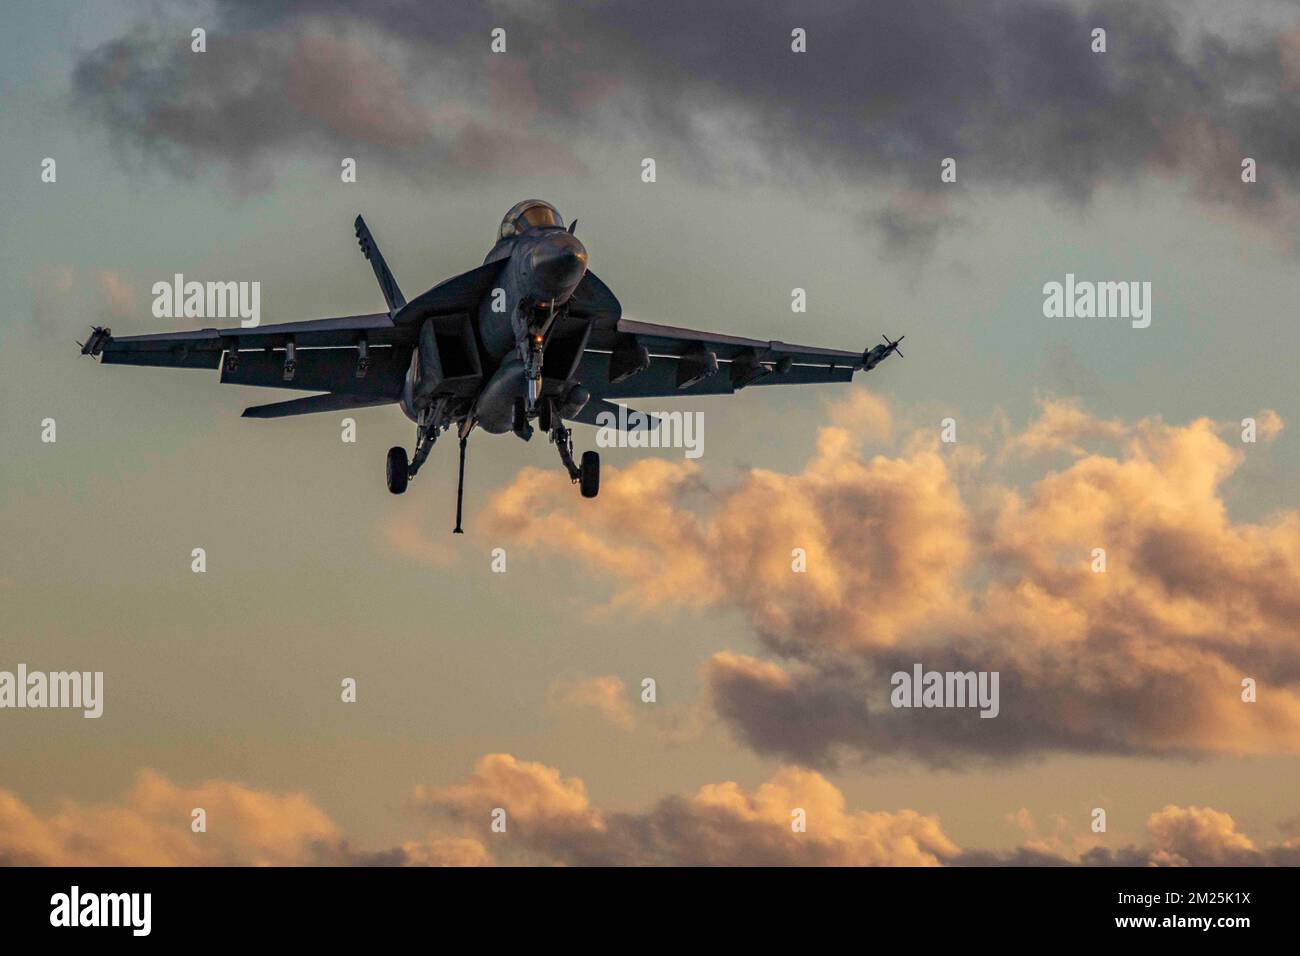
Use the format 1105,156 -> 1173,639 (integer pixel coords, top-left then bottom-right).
242,393 -> 395,419
567,398 -> 660,431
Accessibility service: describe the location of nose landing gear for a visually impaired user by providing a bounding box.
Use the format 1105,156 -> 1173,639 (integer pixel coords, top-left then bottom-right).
512,397 -> 534,442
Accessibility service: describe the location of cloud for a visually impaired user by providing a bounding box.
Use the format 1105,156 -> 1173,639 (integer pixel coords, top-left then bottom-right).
1038,343 -> 1104,400
479,399 -> 1300,766
24,266 -> 146,343
826,388 -> 894,442
483,458 -> 724,615
95,269 -> 137,324
68,0 -> 1300,244
5,760 -> 1298,866
70,16 -> 584,190
1063,804 -> 1300,867
1144,804 -> 1259,866
1001,398 -> 1128,459
0,769 -> 339,866
0,769 -> 501,867
408,754 -> 960,865
409,753 -> 602,836
376,497 -> 459,569
28,264 -> 77,342
0,769 -> 495,867
546,674 -> 636,730
1251,408 -> 1285,443
388,836 -> 492,867
866,191 -> 964,262
71,25 -> 430,179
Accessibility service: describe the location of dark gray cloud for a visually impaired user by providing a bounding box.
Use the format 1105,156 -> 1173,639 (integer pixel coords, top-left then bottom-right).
704,640 -> 1217,770
70,0 -> 1300,244
72,27 -> 455,188
1037,342 -> 1104,399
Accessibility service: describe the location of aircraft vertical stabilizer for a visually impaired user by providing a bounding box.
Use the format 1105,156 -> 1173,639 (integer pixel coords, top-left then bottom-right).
355,214 -> 407,315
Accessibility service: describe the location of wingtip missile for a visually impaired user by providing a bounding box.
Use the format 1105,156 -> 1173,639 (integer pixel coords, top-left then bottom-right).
79,326 -> 111,356
861,333 -> 904,370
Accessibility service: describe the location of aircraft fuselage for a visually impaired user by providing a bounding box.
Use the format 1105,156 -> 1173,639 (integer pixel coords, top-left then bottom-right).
401,201 -> 588,434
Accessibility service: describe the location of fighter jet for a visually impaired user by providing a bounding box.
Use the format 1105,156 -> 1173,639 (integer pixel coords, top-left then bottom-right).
80,200 -> 901,531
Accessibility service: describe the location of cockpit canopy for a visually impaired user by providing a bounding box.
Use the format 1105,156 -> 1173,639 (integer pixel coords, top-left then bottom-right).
498,200 -> 564,240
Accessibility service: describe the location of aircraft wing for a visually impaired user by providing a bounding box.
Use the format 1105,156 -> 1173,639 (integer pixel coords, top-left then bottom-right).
575,316 -> 866,401
602,318 -> 866,366
79,222 -> 501,418
86,313 -> 402,367
80,313 -> 412,409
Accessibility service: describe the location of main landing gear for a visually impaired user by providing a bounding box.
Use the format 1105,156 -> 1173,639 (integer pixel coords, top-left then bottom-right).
386,402 -> 599,537
386,424 -> 472,533
386,446 -> 409,495
550,410 -> 599,499
386,407 -> 440,496
580,450 -> 599,498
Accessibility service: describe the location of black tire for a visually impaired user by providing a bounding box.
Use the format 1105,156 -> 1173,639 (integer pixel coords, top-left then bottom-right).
538,400 -> 553,433
386,446 -> 409,495
580,450 -> 600,498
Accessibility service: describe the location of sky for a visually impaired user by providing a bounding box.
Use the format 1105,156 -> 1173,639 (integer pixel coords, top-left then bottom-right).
1,0 -> 1299,865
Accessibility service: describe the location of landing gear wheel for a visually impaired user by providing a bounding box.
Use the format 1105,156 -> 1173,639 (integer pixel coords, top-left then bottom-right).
386,446 -> 409,495
538,399 -> 553,433
579,450 -> 600,498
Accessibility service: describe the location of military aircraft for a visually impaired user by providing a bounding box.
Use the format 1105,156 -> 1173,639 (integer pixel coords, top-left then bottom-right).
80,200 -> 901,531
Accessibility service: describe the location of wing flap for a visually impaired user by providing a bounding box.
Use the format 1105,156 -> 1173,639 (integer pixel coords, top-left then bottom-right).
101,347 -> 221,370
221,345 -> 410,396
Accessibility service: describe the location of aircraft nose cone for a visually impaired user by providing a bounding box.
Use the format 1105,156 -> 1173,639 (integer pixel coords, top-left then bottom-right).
527,232 -> 588,300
